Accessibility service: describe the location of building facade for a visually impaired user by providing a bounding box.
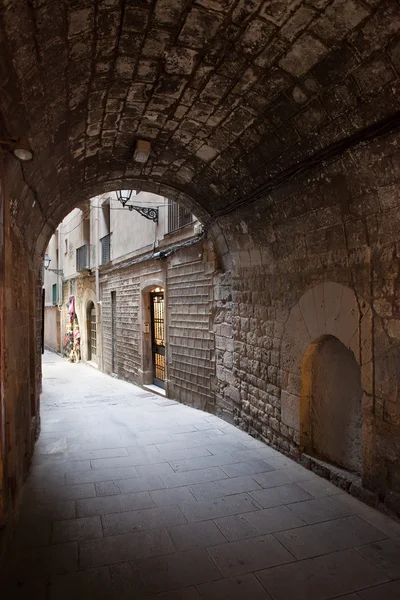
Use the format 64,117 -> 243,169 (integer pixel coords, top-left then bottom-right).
43,192 -> 216,408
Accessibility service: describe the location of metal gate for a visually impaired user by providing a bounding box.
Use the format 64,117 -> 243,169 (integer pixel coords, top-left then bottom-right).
150,290 -> 165,389
111,291 -> 116,373
90,306 -> 96,361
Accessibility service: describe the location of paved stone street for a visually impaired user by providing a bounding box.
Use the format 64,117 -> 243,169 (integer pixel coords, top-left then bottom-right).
2,351 -> 400,599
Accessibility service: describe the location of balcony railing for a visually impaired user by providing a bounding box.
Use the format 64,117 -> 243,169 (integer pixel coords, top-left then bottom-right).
101,234 -> 111,265
76,244 -> 90,271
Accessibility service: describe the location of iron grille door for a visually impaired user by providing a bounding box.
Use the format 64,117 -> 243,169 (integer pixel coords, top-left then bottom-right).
150,291 -> 165,389
90,307 -> 97,359
111,291 -> 116,373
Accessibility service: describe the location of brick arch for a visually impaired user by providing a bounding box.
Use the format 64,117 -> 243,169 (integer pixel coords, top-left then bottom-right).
280,281 -> 372,446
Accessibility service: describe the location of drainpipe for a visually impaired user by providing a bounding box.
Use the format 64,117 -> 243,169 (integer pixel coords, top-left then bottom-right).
94,199 -> 102,369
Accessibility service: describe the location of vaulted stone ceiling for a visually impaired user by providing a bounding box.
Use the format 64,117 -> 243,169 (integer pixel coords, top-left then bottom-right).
0,0 -> 399,251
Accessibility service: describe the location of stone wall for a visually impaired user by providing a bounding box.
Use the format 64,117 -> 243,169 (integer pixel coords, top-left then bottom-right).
213,130 -> 400,513
100,238 -> 216,408
167,241 -> 215,411
44,306 -> 59,353
101,268 -> 142,382
0,160 -> 40,556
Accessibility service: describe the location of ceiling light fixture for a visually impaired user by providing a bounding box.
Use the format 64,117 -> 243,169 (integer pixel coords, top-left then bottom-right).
133,139 -> 151,164
0,137 -> 34,162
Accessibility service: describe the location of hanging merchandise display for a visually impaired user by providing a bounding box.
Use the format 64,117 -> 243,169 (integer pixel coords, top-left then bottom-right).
63,296 -> 81,363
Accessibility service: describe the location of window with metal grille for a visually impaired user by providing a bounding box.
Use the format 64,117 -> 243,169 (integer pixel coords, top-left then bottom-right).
52,283 -> 57,304
76,244 -> 90,271
101,234 -> 111,265
167,201 -> 193,233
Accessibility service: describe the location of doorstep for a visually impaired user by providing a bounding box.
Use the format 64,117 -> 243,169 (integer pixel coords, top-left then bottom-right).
87,360 -> 99,369
143,383 -> 166,397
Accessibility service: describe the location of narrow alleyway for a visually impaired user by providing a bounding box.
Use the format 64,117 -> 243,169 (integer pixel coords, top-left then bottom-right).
2,352 -> 400,599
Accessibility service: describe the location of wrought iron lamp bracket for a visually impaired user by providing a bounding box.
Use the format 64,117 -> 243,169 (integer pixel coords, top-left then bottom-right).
47,268 -> 64,276
128,205 -> 158,223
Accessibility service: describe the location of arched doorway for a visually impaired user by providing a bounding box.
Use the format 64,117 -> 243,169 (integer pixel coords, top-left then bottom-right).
150,287 -> 165,390
87,301 -> 97,363
302,335 -> 363,475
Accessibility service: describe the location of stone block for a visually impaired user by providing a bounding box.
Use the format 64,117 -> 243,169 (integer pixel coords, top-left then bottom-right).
281,6 -> 317,41
279,34 -> 328,77
196,144 -> 218,162
354,56 -> 395,94
281,391 -> 300,432
165,47 -> 198,75
309,0 -> 369,45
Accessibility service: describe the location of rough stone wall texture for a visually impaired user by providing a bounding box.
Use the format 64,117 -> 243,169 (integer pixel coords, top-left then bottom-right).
0,164 -> 5,532
44,306 -> 59,353
167,242 -> 215,411
0,162 -> 41,556
4,228 -> 32,508
214,130 -> 400,513
99,238 -> 216,409
101,270 -> 142,381
0,0 -> 398,252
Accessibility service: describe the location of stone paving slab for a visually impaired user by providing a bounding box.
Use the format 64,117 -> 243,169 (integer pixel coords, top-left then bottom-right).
256,549 -> 390,600
2,351 -> 400,599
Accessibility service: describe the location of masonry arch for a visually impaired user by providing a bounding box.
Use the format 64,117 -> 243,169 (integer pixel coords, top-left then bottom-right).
140,278 -> 166,390
1,0 -> 393,277
280,282 -> 372,475
33,179 -> 212,263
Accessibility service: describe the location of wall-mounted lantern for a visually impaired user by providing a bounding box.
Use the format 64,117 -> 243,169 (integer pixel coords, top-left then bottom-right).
43,253 -> 64,277
116,190 -> 158,223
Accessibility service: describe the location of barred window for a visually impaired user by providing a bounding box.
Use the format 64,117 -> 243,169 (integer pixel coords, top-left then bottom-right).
76,244 -> 90,271
101,234 -> 111,265
167,201 -> 193,233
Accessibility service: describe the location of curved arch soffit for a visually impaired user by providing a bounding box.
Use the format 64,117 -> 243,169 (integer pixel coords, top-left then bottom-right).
34,177 -> 230,274
141,278 -> 165,295
35,177 -> 209,257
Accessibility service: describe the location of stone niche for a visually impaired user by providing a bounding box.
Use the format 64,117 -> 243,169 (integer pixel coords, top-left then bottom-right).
280,281 -> 371,478
303,335 -> 363,475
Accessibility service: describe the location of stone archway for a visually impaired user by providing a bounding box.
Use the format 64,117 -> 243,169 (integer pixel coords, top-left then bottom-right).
280,282 -> 372,475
